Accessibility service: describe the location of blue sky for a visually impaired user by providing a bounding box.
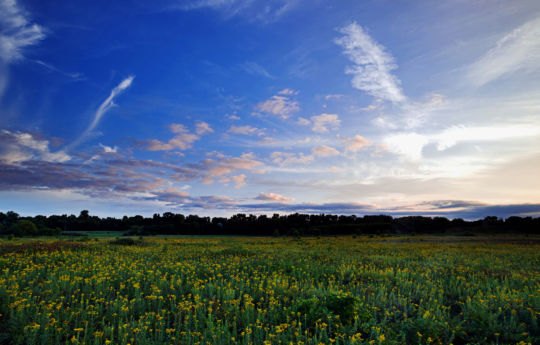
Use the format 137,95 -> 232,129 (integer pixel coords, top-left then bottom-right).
1,0 -> 540,219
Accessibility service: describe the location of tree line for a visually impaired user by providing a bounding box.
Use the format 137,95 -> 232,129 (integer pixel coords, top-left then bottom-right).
0,210 -> 538,237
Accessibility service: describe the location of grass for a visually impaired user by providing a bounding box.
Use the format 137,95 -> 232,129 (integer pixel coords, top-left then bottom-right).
0,235 -> 538,345
61,231 -> 127,238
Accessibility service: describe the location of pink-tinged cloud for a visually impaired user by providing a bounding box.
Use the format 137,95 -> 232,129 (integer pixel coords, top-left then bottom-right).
172,153 -> 264,185
231,173 -> 247,188
312,145 -> 340,157
345,135 -> 370,152
256,192 -> 295,203
270,151 -> 314,166
311,113 -> 340,133
254,89 -> 299,119
146,123 -> 199,151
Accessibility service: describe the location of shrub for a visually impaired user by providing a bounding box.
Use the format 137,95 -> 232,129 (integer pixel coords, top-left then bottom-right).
325,292 -> 363,324
109,238 -> 136,246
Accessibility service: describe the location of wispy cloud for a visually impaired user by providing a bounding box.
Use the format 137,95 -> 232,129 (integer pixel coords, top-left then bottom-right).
240,61 -> 274,78
467,17 -> 540,87
170,0 -> 297,23
255,192 -> 294,203
227,125 -> 264,136
297,117 -> 310,126
270,151 -> 314,166
335,22 -> 405,103
254,89 -> 299,119
0,0 -> 45,63
312,145 -> 340,157
86,76 -> 135,134
0,0 -> 45,98
68,76 -> 134,149
33,59 -> 84,80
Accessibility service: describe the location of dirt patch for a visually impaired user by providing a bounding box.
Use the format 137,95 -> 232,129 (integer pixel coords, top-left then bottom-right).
0,241 -> 85,254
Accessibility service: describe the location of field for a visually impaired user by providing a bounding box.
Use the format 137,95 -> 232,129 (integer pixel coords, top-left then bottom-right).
0,236 -> 538,345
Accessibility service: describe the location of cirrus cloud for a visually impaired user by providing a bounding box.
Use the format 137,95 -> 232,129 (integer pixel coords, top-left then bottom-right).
335,22 -> 405,103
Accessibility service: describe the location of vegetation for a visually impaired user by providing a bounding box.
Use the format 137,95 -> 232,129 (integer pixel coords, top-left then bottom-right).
0,236 -> 538,344
1,210 -> 539,237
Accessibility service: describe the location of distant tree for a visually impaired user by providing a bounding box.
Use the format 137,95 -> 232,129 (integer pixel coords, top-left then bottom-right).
12,220 -> 38,237
6,211 -> 19,227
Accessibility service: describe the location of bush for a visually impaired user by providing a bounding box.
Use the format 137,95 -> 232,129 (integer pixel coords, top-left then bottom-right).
110,238 -> 136,246
325,292 -> 363,324
294,292 -> 368,329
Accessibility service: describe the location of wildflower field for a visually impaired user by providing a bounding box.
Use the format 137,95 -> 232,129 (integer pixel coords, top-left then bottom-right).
0,236 -> 538,345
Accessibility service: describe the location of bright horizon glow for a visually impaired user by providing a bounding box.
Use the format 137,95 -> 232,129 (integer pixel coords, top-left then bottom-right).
1,0 -> 540,219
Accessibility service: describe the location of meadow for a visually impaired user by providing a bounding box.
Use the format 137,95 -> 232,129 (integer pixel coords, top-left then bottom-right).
0,236 -> 538,345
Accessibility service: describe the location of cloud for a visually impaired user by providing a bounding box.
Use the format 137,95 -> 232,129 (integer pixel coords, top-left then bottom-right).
171,0 -> 297,23
235,200 -> 540,219
231,173 -> 246,188
99,143 -> 118,153
172,153 -> 264,185
86,76 -> 134,134
335,22 -> 405,103
0,130 -> 70,164
226,114 -> 240,120
383,123 -> 540,162
0,158 -> 166,196
344,135 -> 370,152
325,94 -> 344,100
195,121 -> 214,135
84,143 -> 119,163
270,151 -> 314,166
241,61 -> 274,78
311,113 -> 340,133
255,192 -> 295,203
468,17 -> 540,87
383,133 -> 429,162
434,124 -> 540,151
254,89 -> 299,119
312,145 -> 340,157
152,187 -> 190,203
297,117 -> 310,126
227,125 -> 264,136
0,0 -> 45,63
71,76 -> 134,148
33,60 -> 84,80
146,123 -> 200,151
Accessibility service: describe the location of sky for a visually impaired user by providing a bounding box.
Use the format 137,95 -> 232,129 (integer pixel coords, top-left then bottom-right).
1,0 -> 540,219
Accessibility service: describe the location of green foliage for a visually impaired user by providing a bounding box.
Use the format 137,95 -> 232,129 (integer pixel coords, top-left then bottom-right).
109,237 -> 136,245
324,292 -> 362,324
11,220 -> 37,237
